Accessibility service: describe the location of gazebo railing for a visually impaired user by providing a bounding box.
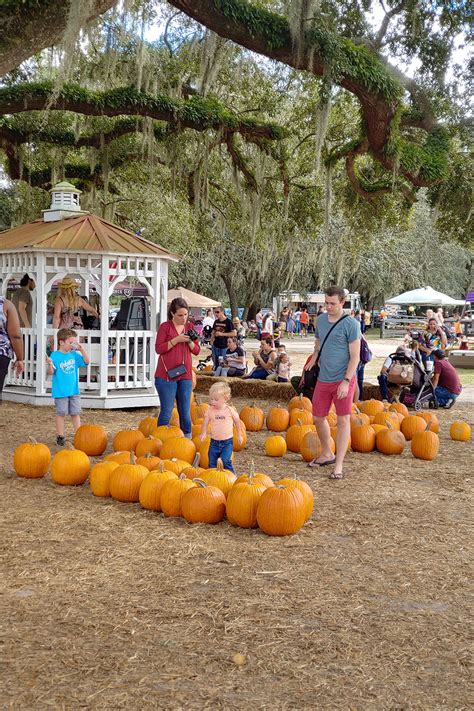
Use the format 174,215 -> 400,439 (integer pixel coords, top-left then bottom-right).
7,328 -> 155,394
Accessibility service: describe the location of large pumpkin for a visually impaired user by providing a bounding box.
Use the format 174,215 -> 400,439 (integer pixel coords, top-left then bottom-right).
135,436 -> 162,458
351,424 -> 376,453
289,408 -> 313,427
226,478 -> 266,528
109,455 -> 148,502
264,435 -> 287,457
360,399 -> 385,417
139,466 -> 178,511
239,404 -> 265,432
285,420 -> 315,453
376,425 -> 406,455
181,479 -> 226,524
112,429 -> 145,452
138,416 -> 158,436
13,439 -> 51,479
159,436 -> 196,464
266,407 -> 290,432
150,425 -> 183,442
411,424 -> 439,461
200,458 -> 237,498
300,431 -> 335,463
51,446 -> 90,486
277,477 -> 314,521
160,474 -> 196,517
256,485 -> 306,536
400,415 -> 427,441
450,420 -> 471,441
74,424 -> 108,456
90,461 -> 119,497
288,393 -> 312,413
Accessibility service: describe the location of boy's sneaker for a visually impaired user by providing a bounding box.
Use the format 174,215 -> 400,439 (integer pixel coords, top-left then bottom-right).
56,435 -> 66,446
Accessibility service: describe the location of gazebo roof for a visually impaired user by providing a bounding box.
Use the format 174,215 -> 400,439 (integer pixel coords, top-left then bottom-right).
0,213 -> 178,259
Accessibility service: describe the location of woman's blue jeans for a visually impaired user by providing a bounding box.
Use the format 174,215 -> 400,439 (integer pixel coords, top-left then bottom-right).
155,377 -> 193,436
248,368 -> 269,379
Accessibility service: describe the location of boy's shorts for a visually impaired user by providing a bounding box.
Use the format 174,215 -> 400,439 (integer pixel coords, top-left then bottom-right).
55,395 -> 82,417
312,377 -> 356,417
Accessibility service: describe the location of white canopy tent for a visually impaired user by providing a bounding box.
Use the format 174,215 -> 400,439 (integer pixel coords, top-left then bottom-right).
386,286 -> 463,307
167,287 -> 221,308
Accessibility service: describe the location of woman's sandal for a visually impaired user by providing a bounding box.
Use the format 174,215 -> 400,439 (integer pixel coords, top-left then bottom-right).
307,457 -> 336,468
329,471 -> 345,480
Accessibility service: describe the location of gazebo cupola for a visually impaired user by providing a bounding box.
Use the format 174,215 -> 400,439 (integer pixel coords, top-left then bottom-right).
42,181 -> 89,222
1,181 -> 179,409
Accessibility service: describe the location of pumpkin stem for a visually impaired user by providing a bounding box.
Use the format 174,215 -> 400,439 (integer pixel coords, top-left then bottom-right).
130,450 -> 136,465
192,478 -> 207,488
28,436 -> 38,444
179,473 -> 187,480
191,452 -> 201,467
158,461 -> 165,472
66,441 -> 75,450
216,457 -> 224,471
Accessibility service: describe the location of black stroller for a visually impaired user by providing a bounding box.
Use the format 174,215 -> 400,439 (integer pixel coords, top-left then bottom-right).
394,354 -> 438,410
200,324 -> 213,347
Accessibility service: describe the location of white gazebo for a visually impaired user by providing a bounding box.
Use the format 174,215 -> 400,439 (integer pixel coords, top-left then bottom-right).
0,182 -> 178,408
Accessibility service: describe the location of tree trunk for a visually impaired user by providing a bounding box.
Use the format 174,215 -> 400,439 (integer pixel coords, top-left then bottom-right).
220,272 -> 238,318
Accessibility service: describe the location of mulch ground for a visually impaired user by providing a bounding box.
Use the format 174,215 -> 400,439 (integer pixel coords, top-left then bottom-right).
1,397 -> 472,709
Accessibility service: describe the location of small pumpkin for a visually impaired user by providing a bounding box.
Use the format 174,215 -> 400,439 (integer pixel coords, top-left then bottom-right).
300,431 -> 335,463
181,479 -> 226,524
256,485 -> 306,536
226,465 -> 266,528
264,435 -> 287,457
109,453 -> 148,502
360,399 -> 385,417
139,465 -> 178,511
389,401 -> 409,418
289,407 -> 313,427
285,420 -> 315,453
239,404 -> 265,431
112,429 -> 145,453
161,458 -> 192,475
351,424 -> 376,453
234,471 -> 274,489
350,413 -> 370,430
104,450 -> 132,465
372,411 -> 400,430
277,476 -> 314,521
170,407 -> 181,428
182,453 -> 205,480
191,399 -> 210,423
200,458 -> 237,497
450,420 -> 471,441
138,416 -> 158,436
326,412 -> 338,428
233,422 -> 248,452
13,438 -> 51,479
192,435 -> 211,468
74,424 -> 108,456
400,415 -> 427,441
266,407 -> 290,432
51,445 -> 90,486
411,423 -> 439,461
135,453 -> 162,471
160,474 -> 197,517
376,423 -> 406,455
288,393 -> 312,413
418,411 -> 440,433
135,436 -> 163,458
150,425 -> 183,442
159,436 -> 196,464
370,424 -> 388,436
90,461 -> 119,497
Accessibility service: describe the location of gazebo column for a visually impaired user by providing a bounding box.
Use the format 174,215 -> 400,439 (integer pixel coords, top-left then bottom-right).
35,253 -> 47,396
99,255 -> 110,398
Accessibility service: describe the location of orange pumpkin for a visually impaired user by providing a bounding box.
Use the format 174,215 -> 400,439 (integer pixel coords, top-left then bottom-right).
159,436 -> 196,464
150,425 -> 183,442
135,453 -> 162,471
289,408 -> 313,426
360,399 -> 385,417
400,415 -> 427,441
169,407 -> 181,428
192,435 -> 210,468
139,466 -> 178,511
200,458 -> 236,497
181,479 -> 226,524
239,404 -> 265,431
350,413 -> 370,431
135,436 -> 162,458
182,453 -> 205,480
266,407 -> 290,432
264,435 -> 287,457
389,402 -> 409,418
373,411 -> 400,430
285,420 -> 315,453
191,399 -> 210,423
376,425 -> 406,455
277,477 -> 314,521
234,471 -> 274,489
104,450 -> 132,465
256,485 -> 306,536
138,416 -> 158,436
109,455 -> 148,502
226,476 -> 266,528
370,424 -> 388,436
51,446 -> 90,486
161,458 -> 191,475
419,411 -> 440,433
326,412 -> 338,428
288,393 -> 312,412
112,429 -> 144,453
160,474 -> 196,517
450,420 -> 471,441
300,431 -> 335,463
90,461 -> 119,497
233,422 -> 248,452
351,424 -> 376,453
411,424 -> 439,461
13,438 -> 51,479
74,424 -> 108,456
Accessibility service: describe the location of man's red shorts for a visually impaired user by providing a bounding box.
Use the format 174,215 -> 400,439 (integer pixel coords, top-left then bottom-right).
312,377 -> 356,417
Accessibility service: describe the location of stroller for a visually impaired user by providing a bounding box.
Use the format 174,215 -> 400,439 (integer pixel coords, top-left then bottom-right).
200,324 -> 213,347
388,353 -> 438,410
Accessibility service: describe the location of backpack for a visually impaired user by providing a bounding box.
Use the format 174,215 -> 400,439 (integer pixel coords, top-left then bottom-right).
360,336 -> 373,364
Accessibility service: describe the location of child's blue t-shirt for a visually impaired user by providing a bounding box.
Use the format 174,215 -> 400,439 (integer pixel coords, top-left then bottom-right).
50,350 -> 86,398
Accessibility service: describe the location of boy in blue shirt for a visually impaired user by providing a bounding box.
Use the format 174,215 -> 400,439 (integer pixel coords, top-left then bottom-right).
46,328 -> 90,446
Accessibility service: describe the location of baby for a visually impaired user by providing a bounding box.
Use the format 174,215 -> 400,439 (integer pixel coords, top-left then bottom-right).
200,382 -> 244,472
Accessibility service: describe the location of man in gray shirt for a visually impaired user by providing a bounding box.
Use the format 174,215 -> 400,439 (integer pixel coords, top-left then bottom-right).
304,286 -> 360,479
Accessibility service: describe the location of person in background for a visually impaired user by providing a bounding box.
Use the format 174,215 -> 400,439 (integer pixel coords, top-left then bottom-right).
213,336 -> 246,377
210,307 -> 236,369
418,317 -> 447,365
202,309 -> 214,330
261,312 -> 274,342
299,307 -> 309,337
431,350 -> 462,408
243,337 -> 275,380
12,273 -> 35,328
154,297 -> 200,438
293,307 -> 301,336
359,309 -> 367,334
46,328 -> 89,445
268,344 -> 291,382
200,381 -> 244,472
255,309 -> 263,339
459,335 -> 468,351
435,307 -> 444,326
0,296 -> 24,400
278,308 -> 288,339
377,345 -> 410,402
53,276 -> 98,331
286,310 -> 295,339
232,317 -> 246,346
453,313 -> 463,342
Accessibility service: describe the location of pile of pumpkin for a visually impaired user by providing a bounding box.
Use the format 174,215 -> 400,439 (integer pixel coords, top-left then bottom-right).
238,394 -> 472,463
12,412 -> 315,536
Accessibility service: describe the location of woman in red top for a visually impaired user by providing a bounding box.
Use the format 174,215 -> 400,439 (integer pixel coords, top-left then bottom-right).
155,298 -> 200,437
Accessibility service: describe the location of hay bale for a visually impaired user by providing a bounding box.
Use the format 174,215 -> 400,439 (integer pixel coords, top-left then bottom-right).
195,374 -> 294,402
